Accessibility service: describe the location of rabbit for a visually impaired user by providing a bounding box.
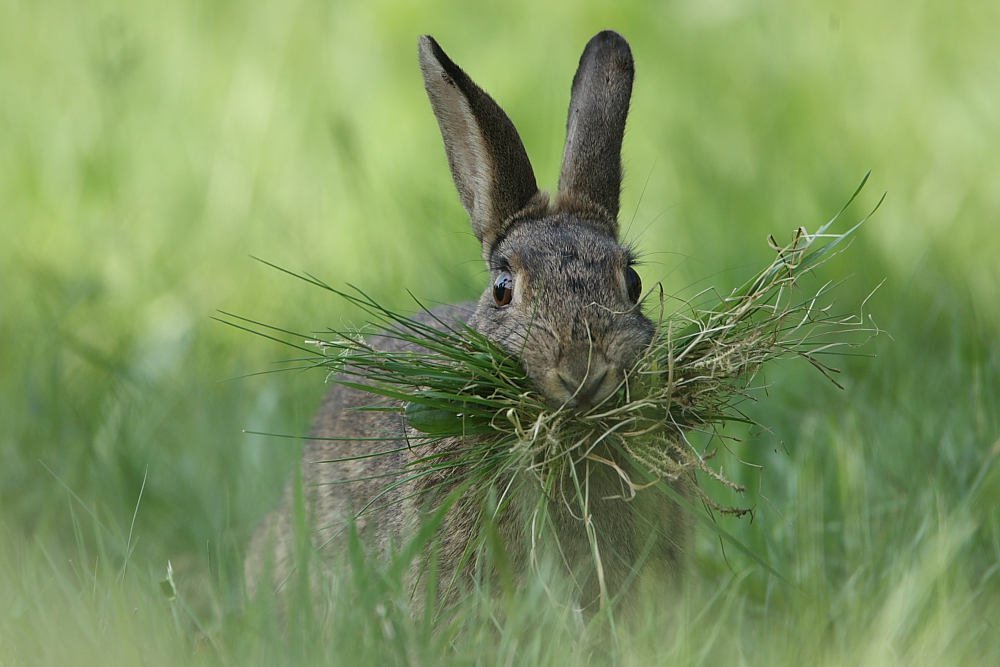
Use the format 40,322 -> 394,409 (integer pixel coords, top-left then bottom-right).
246,30 -> 693,616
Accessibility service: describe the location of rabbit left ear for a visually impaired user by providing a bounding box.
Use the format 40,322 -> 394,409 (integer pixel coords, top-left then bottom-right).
555,31 -> 634,236
419,36 -> 546,251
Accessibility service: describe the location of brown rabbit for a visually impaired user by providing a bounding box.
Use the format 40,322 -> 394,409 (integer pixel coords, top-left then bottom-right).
246,30 -> 692,615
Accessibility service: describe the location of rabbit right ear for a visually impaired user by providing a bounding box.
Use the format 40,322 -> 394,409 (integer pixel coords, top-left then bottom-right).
555,31 -> 634,237
419,36 -> 547,251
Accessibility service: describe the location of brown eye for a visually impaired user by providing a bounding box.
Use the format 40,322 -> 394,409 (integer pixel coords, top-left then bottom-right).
625,266 -> 642,303
493,270 -> 514,307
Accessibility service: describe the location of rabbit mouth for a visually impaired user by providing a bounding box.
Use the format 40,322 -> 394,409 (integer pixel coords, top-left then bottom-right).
558,369 -> 609,413
540,362 -> 621,414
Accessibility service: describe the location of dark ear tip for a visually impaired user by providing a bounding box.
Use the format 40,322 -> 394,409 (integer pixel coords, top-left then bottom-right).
583,30 -> 633,65
592,30 -> 628,46
418,35 -> 439,53
418,35 -> 465,83
418,35 -> 441,63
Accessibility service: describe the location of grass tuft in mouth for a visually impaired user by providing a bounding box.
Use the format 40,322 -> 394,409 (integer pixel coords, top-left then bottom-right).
222,175 -> 884,593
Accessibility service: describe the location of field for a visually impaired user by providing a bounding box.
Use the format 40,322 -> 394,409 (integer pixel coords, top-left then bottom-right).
1,0 -> 998,664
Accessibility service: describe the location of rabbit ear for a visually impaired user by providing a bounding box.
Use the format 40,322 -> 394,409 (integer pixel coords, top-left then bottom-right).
419,36 -> 544,251
556,31 -> 634,236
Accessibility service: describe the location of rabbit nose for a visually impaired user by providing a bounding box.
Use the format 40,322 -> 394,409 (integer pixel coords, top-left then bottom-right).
558,367 -> 610,411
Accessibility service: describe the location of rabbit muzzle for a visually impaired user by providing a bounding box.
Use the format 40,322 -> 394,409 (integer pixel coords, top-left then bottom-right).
537,349 -> 621,413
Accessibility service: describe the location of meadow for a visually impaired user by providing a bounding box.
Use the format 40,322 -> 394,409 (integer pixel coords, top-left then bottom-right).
1,0 -> 998,664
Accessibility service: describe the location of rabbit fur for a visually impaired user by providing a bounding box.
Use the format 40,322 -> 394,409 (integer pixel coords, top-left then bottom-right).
246,30 -> 692,615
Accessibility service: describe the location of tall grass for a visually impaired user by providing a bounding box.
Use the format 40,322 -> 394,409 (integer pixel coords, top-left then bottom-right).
1,0 -> 998,664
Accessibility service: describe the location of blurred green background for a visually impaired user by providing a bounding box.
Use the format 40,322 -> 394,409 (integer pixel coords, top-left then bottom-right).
1,0 -> 998,664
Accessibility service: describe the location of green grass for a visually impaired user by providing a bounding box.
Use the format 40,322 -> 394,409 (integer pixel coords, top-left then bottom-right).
2,0 -> 999,664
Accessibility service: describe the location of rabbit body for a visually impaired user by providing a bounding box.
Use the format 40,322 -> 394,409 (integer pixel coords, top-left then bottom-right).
247,31 -> 692,613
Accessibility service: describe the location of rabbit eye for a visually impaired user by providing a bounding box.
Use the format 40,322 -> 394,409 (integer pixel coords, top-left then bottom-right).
493,271 -> 514,307
625,267 -> 642,303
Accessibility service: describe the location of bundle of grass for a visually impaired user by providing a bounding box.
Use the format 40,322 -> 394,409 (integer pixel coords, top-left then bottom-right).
227,177 -> 883,596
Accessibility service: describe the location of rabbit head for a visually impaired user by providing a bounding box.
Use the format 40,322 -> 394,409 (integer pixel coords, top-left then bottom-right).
419,31 -> 653,412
